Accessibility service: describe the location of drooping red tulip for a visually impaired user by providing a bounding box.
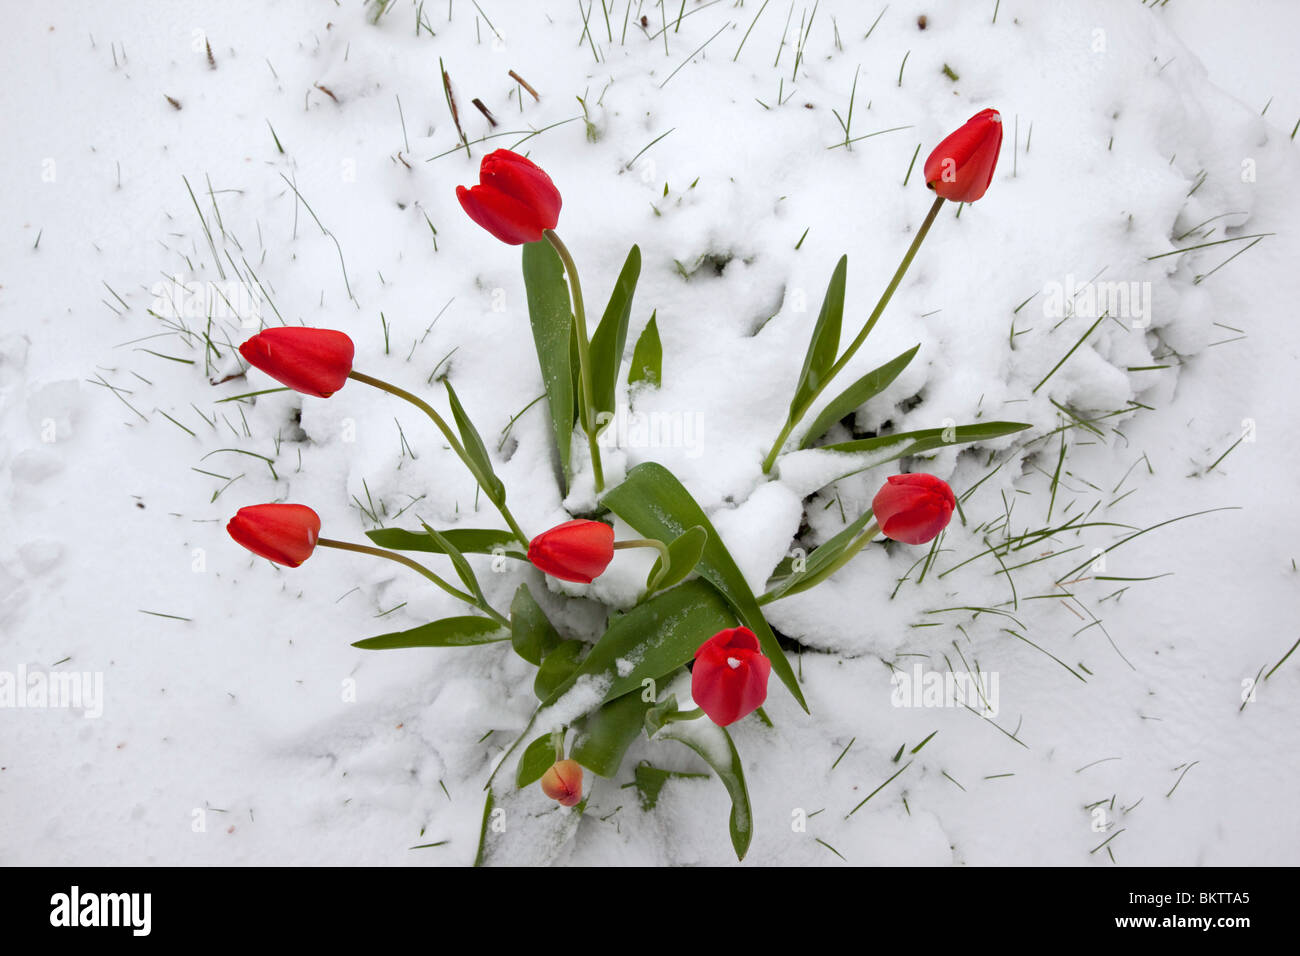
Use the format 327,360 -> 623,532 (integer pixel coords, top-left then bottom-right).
540,759 -> 584,807
456,149 -> 562,245
238,327 -> 354,398
872,473 -> 956,545
227,504 -> 322,568
527,519 -> 614,583
691,627 -> 772,727
923,108 -> 1003,203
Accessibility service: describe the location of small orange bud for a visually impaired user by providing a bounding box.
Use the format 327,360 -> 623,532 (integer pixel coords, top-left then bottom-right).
540,759 -> 583,807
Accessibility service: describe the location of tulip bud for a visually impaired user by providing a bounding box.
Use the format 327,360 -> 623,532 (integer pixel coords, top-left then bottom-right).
540,759 -> 584,807
456,149 -> 562,245
871,473 -> 956,545
923,108 -> 1003,203
527,519 -> 615,583
227,503 -> 322,567
239,327 -> 354,399
691,627 -> 772,727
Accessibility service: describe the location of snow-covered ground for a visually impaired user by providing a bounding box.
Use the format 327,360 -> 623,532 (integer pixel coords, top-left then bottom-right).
2,0 -> 1298,866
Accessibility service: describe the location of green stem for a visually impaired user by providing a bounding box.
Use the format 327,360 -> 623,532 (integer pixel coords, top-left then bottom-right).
613,537 -> 672,585
757,521 -> 880,604
761,196 -> 945,473
318,537 -> 510,626
543,229 -> 605,493
348,370 -> 529,545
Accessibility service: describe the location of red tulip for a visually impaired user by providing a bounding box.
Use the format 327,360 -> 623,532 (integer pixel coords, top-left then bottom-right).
872,473 -> 956,545
923,108 -> 1003,203
456,149 -> 562,245
540,759 -> 584,807
227,503 -> 322,568
527,519 -> 614,583
691,627 -> 772,727
239,327 -> 354,398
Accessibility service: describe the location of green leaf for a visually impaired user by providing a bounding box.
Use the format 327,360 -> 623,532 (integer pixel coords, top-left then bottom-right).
516,733 -> 558,788
602,463 -> 809,713
632,762 -> 708,810
419,520 -> 485,604
443,380 -> 506,504
764,507 -> 876,601
510,583 -> 562,666
534,640 -> 586,700
815,421 -> 1033,484
628,311 -> 662,387
589,245 -> 641,425
473,788 -> 495,867
352,615 -> 508,650
365,527 -> 524,558
647,525 -> 708,592
798,344 -> 920,448
570,692 -> 652,778
522,240 -> 577,488
541,579 -> 734,710
788,255 -> 847,421
656,719 -> 753,861
643,693 -> 680,737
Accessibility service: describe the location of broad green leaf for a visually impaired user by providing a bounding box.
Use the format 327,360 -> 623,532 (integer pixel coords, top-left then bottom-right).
632,762 -> 708,810
534,639 -> 585,700
444,380 -> 506,505
352,615 -> 508,650
522,240 -> 577,488
420,520 -> 485,604
365,527 -> 524,558
510,583 -> 562,666
787,255 -> 847,421
541,579 -> 734,710
643,692 -> 680,737
589,245 -> 641,425
570,691 -> 652,778
798,344 -> 920,448
602,463 -> 809,712
656,719 -> 753,861
815,421 -> 1033,485
516,733 -> 558,788
647,525 -> 708,592
628,311 -> 662,387
763,507 -> 876,601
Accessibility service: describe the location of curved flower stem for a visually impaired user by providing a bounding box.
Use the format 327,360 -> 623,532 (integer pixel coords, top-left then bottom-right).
318,537 -> 510,627
761,196 -> 946,474
543,229 -> 605,493
662,707 -> 705,724
347,370 -> 529,546
613,537 -> 672,584
756,521 -> 880,605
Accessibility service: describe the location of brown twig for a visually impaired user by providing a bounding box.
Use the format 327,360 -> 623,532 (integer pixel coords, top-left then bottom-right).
471,98 -> 497,127
508,69 -> 540,101
440,59 -> 469,157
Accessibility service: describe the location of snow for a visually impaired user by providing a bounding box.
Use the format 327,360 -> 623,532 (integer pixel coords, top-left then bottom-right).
2,0 -> 1298,866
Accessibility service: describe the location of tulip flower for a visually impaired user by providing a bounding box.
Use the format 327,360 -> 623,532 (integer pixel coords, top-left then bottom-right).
527,519 -> 615,583
227,503 -> 321,568
691,627 -> 772,727
239,327 -> 354,398
923,108 -> 1003,203
456,149 -> 562,245
540,759 -> 584,807
872,473 -> 956,545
